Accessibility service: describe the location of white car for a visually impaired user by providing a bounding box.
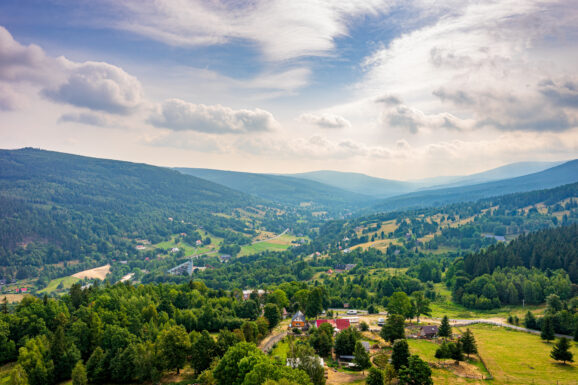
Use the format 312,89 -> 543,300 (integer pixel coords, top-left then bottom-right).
346,310 -> 357,315
377,318 -> 385,326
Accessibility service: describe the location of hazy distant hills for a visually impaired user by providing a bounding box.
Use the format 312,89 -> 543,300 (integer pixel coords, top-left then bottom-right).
287,170 -> 416,198
413,161 -> 564,189
287,161 -> 563,198
372,159 -> 578,212
175,168 -> 372,208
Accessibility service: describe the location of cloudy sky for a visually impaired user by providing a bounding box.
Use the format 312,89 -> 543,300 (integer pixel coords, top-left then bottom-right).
1,0 -> 577,179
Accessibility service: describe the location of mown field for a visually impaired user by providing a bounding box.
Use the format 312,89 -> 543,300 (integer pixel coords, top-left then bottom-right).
37,276 -> 80,294
467,324 -> 578,385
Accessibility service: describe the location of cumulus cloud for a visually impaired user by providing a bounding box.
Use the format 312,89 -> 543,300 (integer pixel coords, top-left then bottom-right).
149,98 -> 279,134
106,0 -> 390,62
0,26 -> 51,82
0,84 -> 27,110
0,27 -> 144,117
298,113 -> 351,129
381,103 -> 475,133
44,61 -> 143,114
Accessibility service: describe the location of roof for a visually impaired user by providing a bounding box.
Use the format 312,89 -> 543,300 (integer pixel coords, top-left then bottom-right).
420,325 -> 439,335
292,310 -> 306,323
360,341 -> 370,352
315,319 -> 350,331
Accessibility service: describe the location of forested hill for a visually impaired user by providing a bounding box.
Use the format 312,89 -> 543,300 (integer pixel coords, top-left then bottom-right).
0,148 -> 255,213
463,224 -> 578,281
0,148 -> 260,275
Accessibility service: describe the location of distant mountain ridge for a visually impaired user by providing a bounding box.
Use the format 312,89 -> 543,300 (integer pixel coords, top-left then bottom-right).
287,161 -> 564,198
372,159 -> 578,212
175,168 -> 373,209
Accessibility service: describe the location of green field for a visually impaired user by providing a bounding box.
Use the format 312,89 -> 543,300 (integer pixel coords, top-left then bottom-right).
239,241 -> 292,256
467,324 -> 578,384
270,339 -> 291,360
38,276 -> 81,294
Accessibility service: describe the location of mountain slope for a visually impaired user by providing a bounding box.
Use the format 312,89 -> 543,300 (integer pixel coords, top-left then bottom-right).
287,170 -> 416,198
0,148 -> 259,272
175,168 -> 373,208
414,160 -> 564,189
373,159 -> 578,212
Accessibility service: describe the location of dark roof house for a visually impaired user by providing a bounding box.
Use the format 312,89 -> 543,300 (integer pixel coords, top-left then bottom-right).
419,325 -> 439,339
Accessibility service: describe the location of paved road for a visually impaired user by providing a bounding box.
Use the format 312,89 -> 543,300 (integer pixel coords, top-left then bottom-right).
261,331 -> 288,353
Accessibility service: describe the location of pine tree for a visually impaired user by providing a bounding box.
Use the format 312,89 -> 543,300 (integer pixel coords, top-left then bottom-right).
353,341 -> 371,372
438,315 -> 451,338
461,329 -> 477,358
541,316 -> 555,342
550,338 -> 574,364
398,355 -> 433,385
71,361 -> 88,385
391,339 -> 410,371
366,367 -> 384,385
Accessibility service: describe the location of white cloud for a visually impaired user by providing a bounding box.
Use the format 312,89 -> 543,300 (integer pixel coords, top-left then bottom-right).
107,0 -> 391,62
0,27 -> 144,116
58,112 -> 120,127
298,113 -> 351,129
149,98 -> 279,134
44,61 -> 143,115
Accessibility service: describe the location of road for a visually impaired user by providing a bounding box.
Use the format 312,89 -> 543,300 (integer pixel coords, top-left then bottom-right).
252,228 -> 289,245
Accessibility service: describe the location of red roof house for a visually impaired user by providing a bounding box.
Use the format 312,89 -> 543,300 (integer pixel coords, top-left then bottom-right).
315,319 -> 350,332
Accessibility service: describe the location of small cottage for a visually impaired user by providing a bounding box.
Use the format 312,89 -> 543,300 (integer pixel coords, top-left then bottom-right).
419,325 -> 439,339
291,310 -> 307,330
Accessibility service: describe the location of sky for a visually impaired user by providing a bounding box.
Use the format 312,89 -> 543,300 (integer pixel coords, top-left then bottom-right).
1,0 -> 577,180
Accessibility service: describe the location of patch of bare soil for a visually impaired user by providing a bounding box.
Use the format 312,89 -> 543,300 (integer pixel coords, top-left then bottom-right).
72,264 -> 111,280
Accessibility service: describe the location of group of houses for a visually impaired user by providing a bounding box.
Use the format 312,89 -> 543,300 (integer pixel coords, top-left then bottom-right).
289,310 -> 352,333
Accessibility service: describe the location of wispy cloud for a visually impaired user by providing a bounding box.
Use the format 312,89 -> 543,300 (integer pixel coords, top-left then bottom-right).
298,113 -> 351,129
108,0 -> 391,62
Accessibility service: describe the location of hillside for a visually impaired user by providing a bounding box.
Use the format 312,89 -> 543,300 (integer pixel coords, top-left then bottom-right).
372,159 -> 578,212
287,170 -> 415,198
0,148 -> 261,276
175,168 -> 373,208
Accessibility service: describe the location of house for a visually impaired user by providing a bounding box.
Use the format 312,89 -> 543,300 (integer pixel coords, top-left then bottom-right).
135,245 -> 146,250
282,308 -> 290,319
219,255 -> 232,263
290,311 -> 307,330
171,247 -> 180,253
196,240 -> 203,246
242,289 -> 265,300
419,325 -> 439,339
315,319 -> 350,333
287,356 -> 324,368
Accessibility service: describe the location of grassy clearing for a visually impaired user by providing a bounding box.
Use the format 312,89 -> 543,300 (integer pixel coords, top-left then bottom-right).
270,339 -> 290,360
467,324 -> 578,384
408,339 -> 440,362
38,276 -> 81,294
239,241 -> 291,257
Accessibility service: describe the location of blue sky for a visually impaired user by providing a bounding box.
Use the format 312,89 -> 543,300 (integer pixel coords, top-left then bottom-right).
1,0 -> 577,179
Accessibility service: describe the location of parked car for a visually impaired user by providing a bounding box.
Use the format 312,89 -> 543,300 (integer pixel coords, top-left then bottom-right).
377,318 -> 385,326
346,310 -> 357,315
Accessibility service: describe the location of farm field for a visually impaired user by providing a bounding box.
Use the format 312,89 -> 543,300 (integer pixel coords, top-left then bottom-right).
71,264 -> 111,280
467,324 -> 578,384
238,233 -> 303,257
38,276 -> 81,294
